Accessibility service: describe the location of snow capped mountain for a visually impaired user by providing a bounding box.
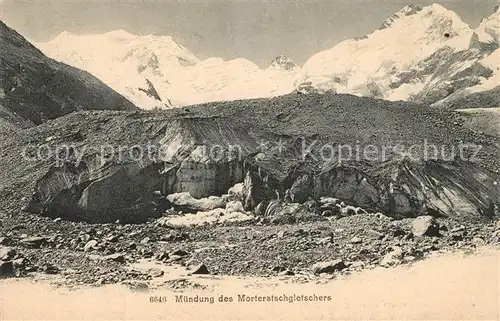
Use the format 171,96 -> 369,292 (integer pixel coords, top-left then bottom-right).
35,3 -> 499,109
37,30 -> 199,109
429,6 -> 499,108
294,3 -> 500,107
36,33 -> 299,108
154,56 -> 297,106
295,4 -> 476,100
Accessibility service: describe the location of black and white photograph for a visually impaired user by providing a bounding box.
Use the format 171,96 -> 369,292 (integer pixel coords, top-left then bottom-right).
1,0 -> 499,319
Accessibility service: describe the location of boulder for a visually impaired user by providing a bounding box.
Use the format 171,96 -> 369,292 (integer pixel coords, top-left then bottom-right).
171,249 -> 189,257
190,263 -> 210,275
0,247 -> 16,261
312,259 -> 347,274
19,236 -> 46,249
412,216 -> 440,237
103,253 -> 125,263
350,236 -> 362,244
380,246 -> 404,267
84,240 -> 98,252
0,261 -> 14,277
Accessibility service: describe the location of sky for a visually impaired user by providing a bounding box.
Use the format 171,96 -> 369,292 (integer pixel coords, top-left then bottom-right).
2,0 -> 499,67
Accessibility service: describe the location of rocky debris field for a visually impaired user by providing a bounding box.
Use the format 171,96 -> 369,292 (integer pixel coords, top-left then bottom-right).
0,92 -> 499,288
1,205 -> 499,288
1,93 -> 499,226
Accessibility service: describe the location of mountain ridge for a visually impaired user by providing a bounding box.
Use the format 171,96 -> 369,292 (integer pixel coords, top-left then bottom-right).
33,3 -> 500,109
0,20 -> 138,129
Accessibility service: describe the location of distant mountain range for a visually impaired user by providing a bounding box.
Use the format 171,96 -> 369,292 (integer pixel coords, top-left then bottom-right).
19,3 -> 500,109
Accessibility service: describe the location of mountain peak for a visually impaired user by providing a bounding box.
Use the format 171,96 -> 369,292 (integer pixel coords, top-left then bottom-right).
378,3 -> 469,31
475,4 -> 500,44
103,29 -> 137,39
268,55 -> 298,71
379,4 -> 423,29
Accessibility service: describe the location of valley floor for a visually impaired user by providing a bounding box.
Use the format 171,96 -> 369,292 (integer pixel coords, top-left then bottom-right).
2,246 -> 499,320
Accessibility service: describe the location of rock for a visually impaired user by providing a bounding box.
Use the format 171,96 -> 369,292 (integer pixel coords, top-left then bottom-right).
349,261 -> 366,270
148,268 -> 164,278
303,200 -> 320,213
380,246 -> 404,267
411,216 -> 440,237
190,263 -> 210,275
80,233 -> 91,243
122,280 -> 149,292
270,214 -> 296,225
450,226 -> 467,240
402,255 -> 416,263
450,232 -> 464,241
450,225 -> 466,233
53,218 -> 62,223
321,202 -> 342,216
161,231 -> 189,242
12,258 -> 27,269
41,264 -> 59,274
266,202 -> 314,224
0,261 -> 14,276
276,231 -> 286,238
341,206 -> 358,216
321,210 -> 333,217
368,230 -> 385,240
154,251 -> 169,261
279,269 -> 295,276
140,237 -> 151,244
391,225 -> 407,237
171,249 -> 189,257
0,247 -> 16,261
19,236 -> 46,248
272,266 -> 287,273
316,236 -> 332,245
106,235 -> 119,242
312,259 -> 346,274
350,236 -> 362,244
84,240 -> 98,252
104,253 -> 125,263
0,236 -> 11,245
140,249 -> 154,258
472,237 -> 485,245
